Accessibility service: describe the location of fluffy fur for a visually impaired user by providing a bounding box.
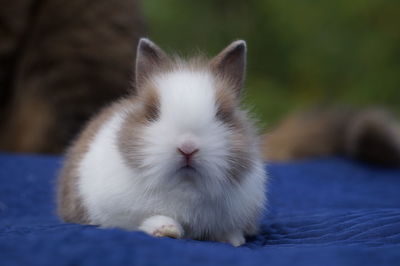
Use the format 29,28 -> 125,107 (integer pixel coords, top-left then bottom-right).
58,39 -> 267,247
264,107 -> 400,166
0,0 -> 144,153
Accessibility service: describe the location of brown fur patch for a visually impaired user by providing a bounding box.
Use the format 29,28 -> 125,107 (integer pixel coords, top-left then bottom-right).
214,78 -> 239,126
139,83 -> 161,123
118,83 -> 160,169
263,109 -> 352,161
263,107 -> 400,167
345,109 -> 400,166
213,74 -> 258,183
226,109 -> 258,183
0,0 -> 144,154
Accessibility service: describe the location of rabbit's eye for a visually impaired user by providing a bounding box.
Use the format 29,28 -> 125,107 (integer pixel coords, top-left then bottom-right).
145,103 -> 159,122
141,88 -> 160,123
216,106 -> 234,125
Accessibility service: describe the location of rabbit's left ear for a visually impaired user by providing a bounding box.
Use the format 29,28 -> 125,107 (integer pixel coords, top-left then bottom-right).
135,38 -> 170,88
210,40 -> 247,97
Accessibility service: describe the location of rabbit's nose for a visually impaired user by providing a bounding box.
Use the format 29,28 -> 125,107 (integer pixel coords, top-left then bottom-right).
177,141 -> 199,164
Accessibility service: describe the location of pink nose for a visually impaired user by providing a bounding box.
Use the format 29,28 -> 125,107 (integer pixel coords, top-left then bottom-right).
177,142 -> 199,164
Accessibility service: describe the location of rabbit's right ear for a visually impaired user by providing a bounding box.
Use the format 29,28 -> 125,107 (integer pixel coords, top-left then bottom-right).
135,38 -> 170,88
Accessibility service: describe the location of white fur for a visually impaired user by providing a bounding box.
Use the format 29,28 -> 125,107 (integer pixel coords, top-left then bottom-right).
77,69 -> 267,246
155,70 -> 216,130
224,231 -> 246,247
139,215 -> 184,238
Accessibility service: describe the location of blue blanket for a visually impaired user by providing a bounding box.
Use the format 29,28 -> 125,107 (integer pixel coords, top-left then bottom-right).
0,153 -> 399,266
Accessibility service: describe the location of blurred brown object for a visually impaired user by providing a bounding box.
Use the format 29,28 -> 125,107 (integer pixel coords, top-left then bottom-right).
0,0 -> 145,153
263,107 -> 400,167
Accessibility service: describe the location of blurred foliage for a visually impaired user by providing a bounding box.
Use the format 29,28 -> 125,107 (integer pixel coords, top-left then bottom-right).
142,0 -> 400,126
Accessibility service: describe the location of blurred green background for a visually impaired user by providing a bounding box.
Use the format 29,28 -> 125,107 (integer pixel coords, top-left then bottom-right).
142,0 -> 400,126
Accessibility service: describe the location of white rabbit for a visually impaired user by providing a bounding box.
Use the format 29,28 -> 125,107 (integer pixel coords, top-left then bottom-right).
57,38 -> 267,247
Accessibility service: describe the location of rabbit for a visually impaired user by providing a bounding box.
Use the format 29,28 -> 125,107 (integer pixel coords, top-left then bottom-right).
263,107 -> 400,166
57,38 -> 267,247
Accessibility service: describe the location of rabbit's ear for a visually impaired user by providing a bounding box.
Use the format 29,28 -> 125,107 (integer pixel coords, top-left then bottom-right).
210,40 -> 247,97
135,38 -> 170,88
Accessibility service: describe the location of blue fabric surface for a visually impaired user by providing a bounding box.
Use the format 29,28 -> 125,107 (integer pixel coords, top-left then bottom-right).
0,153 -> 399,266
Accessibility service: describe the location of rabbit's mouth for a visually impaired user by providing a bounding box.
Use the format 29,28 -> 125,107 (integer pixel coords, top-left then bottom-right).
181,165 -> 195,170
177,164 -> 199,175
179,164 -> 196,171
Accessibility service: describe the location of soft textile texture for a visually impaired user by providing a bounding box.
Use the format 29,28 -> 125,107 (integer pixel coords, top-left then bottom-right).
0,153 -> 399,265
